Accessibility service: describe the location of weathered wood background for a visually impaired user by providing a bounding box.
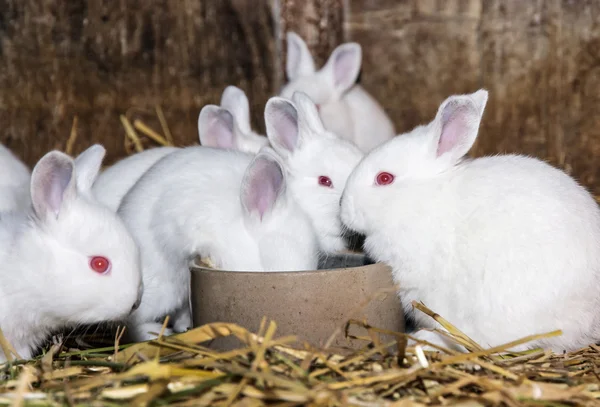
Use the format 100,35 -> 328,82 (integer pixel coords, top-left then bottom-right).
0,0 -> 279,163
1,0 -> 600,193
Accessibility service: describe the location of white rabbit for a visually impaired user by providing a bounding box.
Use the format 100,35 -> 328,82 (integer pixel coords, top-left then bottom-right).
280,32 -> 395,153
340,89 -> 600,353
118,146 -> 318,342
92,147 -> 179,212
0,144 -> 31,213
0,145 -> 143,362
264,92 -> 364,254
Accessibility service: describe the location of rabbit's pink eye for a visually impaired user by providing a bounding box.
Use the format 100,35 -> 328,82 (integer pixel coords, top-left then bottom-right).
376,172 -> 395,186
90,256 -> 111,275
318,176 -> 333,188
316,104 -> 321,112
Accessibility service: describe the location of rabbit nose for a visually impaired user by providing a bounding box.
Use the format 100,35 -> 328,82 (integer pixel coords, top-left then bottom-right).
339,196 -> 343,207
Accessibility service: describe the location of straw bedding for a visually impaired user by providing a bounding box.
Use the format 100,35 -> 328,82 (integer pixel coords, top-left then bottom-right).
0,302 -> 598,406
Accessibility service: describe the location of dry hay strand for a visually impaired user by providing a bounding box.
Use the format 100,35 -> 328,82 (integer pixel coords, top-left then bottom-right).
61,108 -> 175,170
1,303 -> 599,406
120,106 -> 175,156
64,117 -> 79,157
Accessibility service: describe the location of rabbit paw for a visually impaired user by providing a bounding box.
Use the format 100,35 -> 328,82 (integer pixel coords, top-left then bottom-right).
172,307 -> 192,333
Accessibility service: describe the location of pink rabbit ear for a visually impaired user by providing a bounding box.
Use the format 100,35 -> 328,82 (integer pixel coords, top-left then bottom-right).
220,86 -> 252,134
264,97 -> 300,157
74,144 -> 105,192
286,32 -> 316,80
292,91 -> 326,134
432,89 -> 488,163
322,42 -> 362,95
198,105 -> 236,149
241,151 -> 285,220
30,151 -> 77,220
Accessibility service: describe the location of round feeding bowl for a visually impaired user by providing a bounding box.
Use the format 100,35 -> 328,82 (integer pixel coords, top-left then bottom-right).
190,253 -> 404,351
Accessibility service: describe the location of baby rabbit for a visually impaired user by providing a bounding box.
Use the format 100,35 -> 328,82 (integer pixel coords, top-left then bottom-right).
265,92 -> 364,253
118,146 -> 318,342
280,32 -> 395,152
0,144 -> 31,213
0,145 -> 142,362
340,89 -> 600,353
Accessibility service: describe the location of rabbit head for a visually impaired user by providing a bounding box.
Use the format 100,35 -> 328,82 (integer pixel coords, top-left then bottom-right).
27,146 -> 143,324
265,91 -> 364,253
280,32 -> 362,144
340,90 -> 489,236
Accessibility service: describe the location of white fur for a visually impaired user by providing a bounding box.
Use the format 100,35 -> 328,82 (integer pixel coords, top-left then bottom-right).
93,147 -> 179,212
0,145 -> 142,362
265,92 -> 364,253
118,146 -> 318,342
0,144 -> 31,213
280,32 -> 395,152
341,89 -> 600,353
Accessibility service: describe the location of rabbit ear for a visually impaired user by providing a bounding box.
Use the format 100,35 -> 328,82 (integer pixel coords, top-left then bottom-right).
74,144 -> 105,192
286,32 -> 316,80
322,43 -> 362,95
220,86 -> 252,134
429,89 -> 488,164
264,97 -> 300,157
198,105 -> 236,149
241,149 -> 285,220
291,92 -> 326,134
30,151 -> 77,220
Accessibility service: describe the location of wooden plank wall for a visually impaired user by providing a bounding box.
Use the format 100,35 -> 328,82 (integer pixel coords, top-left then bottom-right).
1,0 -> 600,194
0,0 -> 277,165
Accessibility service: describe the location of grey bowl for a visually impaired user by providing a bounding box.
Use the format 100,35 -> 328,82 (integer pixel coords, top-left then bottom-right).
190,253 -> 404,351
